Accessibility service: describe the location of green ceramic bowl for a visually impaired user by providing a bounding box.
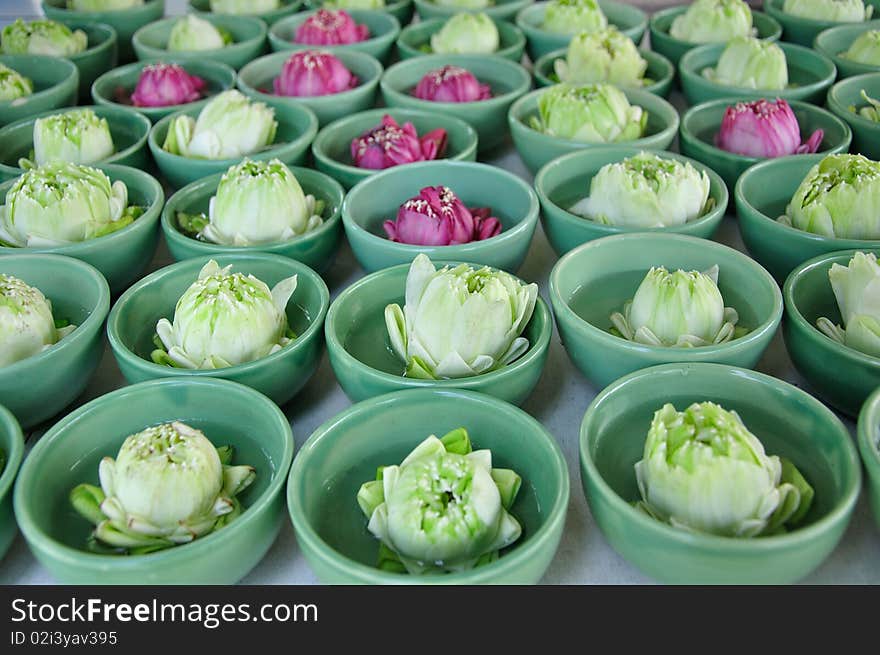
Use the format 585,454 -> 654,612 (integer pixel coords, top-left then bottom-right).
342,160 -> 539,273
0,164 -> 163,294
311,107 -> 478,190
42,0 -> 165,63
765,0 -> 880,47
534,147 -> 727,257
814,20 -> 880,79
107,253 -> 329,407
508,85 -> 679,175
648,7 -> 782,69
679,98 -> 852,193
679,41 -> 838,106
91,58 -> 238,122
0,104 -> 152,183
237,50 -> 382,127
66,22 -> 118,100
161,166 -> 344,272
325,262 -> 551,404
0,255 -> 109,429
0,404 -> 24,561
304,0 -> 415,25
380,54 -> 531,152
550,233 -> 781,389
532,47 -> 674,98
827,72 -> 880,160
734,154 -> 880,282
857,386 -> 880,530
416,0 -> 532,22
189,0 -> 303,26
783,249 -> 880,417
0,55 -> 78,128
269,10 -> 401,65
13,377 -> 295,584
579,362 -> 861,584
395,17 -> 526,63
288,388 -> 569,584
132,14 -> 268,71
148,101 -> 318,189
515,0 -> 648,62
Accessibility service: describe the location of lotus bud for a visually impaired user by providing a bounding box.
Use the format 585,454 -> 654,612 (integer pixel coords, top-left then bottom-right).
295,9 -> 369,45
350,114 -> 447,170
669,0 -> 754,44
841,29 -> 880,65
0,63 -> 33,102
322,0 -> 385,8
210,0 -> 280,12
167,15 -> 229,52
817,251 -> 880,357
554,27 -> 648,87
32,108 -> 115,167
68,0 -> 145,8
531,83 -> 646,143
413,65 -> 492,102
703,36 -> 788,90
430,0 -> 492,8
0,274 -> 76,367
0,19 -> 88,56
851,89 -> 880,122
782,0 -> 872,21
716,98 -> 824,158
130,62 -> 206,108
274,50 -> 358,97
542,0 -> 607,35
430,13 -> 500,55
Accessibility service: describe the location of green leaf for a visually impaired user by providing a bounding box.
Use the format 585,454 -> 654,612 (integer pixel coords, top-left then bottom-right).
176,211 -> 209,237
440,427 -> 472,455
491,469 -> 522,510
216,445 -> 235,466
69,483 -> 107,527
779,457 -> 814,526
377,543 -> 407,573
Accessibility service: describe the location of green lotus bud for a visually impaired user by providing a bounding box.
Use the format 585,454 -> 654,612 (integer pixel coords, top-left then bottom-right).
542,0 -> 607,35
430,0 -> 492,9
32,108 -> 114,167
0,19 -> 88,56
554,27 -> 648,87
0,274 -> 75,367
210,0 -> 281,12
322,0 -> 385,8
530,83 -> 647,143
817,251 -> 880,357
841,29 -> 880,64
0,63 -> 33,102
703,36 -> 788,90
430,13 -> 499,54
68,0 -> 146,9
168,15 -> 229,52
669,0 -> 754,44
783,0 -> 872,22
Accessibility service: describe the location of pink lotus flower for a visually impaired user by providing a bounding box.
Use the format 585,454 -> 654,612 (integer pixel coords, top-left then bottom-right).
273,51 -> 358,97
294,9 -> 369,46
351,114 -> 448,170
383,185 -> 501,246
715,98 -> 824,158
413,65 -> 492,103
130,63 -> 206,108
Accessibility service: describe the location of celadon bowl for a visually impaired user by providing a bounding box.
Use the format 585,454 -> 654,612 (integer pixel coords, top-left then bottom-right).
534,147 -> 727,257
783,248 -> 880,417
65,22 -> 118,100
857,386 -> 880,530
0,164 -> 164,294
132,14 -> 268,71
679,98 -> 852,192
549,233 -> 781,389
287,388 -> 569,584
325,261 -> 551,404
13,377 -> 295,585
734,153 -> 880,283
0,104 -> 152,183
508,85 -> 679,175
579,362 -> 861,584
148,101 -> 318,189
679,41 -> 838,106
515,0 -> 648,62
765,0 -> 880,47
107,253 -> 329,407
380,54 -> 531,152
416,0 -> 532,23
269,10 -> 401,64
161,166 -> 345,273
0,55 -> 78,128
311,107 -> 479,190
0,254 -> 110,429
91,59 -> 238,122
341,160 -> 540,273
237,50 -> 383,127
395,17 -> 526,63
826,72 -> 880,160
814,20 -> 880,79
0,404 -> 24,561
189,0 -> 303,26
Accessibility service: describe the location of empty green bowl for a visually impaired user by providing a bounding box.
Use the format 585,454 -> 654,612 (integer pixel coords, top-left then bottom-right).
311,107 -> 479,190
148,101 -> 318,189
508,85 -> 679,175
42,0 -> 165,63
0,104 -> 152,183
647,7 -> 781,69
814,19 -> 880,79
237,50 -> 383,127
857,386 -> 880,531
734,154 -> 880,282
132,14 -> 268,71
325,261 -> 551,404
91,58 -> 238,122
550,233 -> 781,389
0,55 -> 78,128
0,164 -> 164,294
515,0 -> 648,62
783,248 -> 880,417
189,0 -> 303,26
765,0 -> 880,47
579,362 -> 861,584
416,0 -> 532,22
0,404 -> 24,561
342,160 -> 539,273
13,377 -> 295,584
287,388 -> 569,584
534,147 -> 727,257
827,72 -> 880,159
107,253 -> 329,407
65,22 -> 118,100
0,254 -> 109,429
396,17 -> 526,63
679,98 -> 852,192
680,41 -> 837,106
269,10 -> 401,64
161,166 -> 345,272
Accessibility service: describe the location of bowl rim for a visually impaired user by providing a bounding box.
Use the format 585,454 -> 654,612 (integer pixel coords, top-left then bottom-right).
268,8 -> 402,52
12,376 -> 296,570
827,71 -> 880,130
765,0 -> 879,29
287,387 -> 570,584
65,21 -> 118,63
0,54 -> 79,109
515,0 -> 648,34
647,5 -> 782,46
857,385 -> 880,489
394,16 -> 526,59
813,18 -> 880,75
416,0 -> 533,18
0,404 -> 25,506
42,0 -> 165,16
579,361 -> 862,552
531,46 -> 674,92
188,0 -> 303,18
131,13 -> 269,58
